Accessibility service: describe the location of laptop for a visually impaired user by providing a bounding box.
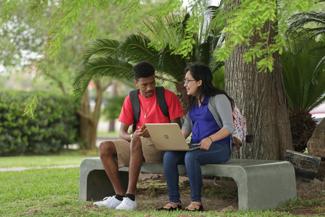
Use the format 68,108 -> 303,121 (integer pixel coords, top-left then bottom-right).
145,123 -> 200,151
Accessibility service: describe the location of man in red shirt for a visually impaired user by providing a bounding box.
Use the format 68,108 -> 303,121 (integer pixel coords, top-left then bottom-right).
94,61 -> 184,210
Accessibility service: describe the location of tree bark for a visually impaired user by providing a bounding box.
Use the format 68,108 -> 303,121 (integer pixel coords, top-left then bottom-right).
79,90 -> 93,149
78,79 -> 104,150
108,81 -> 117,132
225,32 -> 293,160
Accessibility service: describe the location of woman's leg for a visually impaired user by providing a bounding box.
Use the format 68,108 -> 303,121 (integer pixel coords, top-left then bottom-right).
185,142 -> 230,202
163,151 -> 185,203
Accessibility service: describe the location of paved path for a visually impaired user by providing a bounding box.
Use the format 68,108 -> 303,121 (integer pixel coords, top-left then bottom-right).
0,164 -> 79,172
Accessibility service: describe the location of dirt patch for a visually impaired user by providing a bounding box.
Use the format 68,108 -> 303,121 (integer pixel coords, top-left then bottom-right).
137,174 -> 237,211
136,170 -> 325,215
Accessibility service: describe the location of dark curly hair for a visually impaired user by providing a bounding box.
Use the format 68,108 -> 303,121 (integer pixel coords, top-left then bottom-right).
133,61 -> 155,80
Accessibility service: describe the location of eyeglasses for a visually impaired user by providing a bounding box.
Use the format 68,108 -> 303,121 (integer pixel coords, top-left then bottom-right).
183,79 -> 195,85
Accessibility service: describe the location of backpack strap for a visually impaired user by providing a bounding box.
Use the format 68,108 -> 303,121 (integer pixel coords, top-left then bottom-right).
129,87 -> 169,133
207,95 -> 233,151
129,89 -> 140,133
155,86 -> 169,118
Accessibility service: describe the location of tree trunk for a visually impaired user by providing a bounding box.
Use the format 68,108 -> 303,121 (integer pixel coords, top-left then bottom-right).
108,81 -> 117,132
78,80 -> 104,150
225,34 -> 293,160
79,90 -> 93,149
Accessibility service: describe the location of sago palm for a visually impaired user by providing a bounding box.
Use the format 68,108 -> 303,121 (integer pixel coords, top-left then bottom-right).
281,39 -> 325,152
288,11 -> 325,73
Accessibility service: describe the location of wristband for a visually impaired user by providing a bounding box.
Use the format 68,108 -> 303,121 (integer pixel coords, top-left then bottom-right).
208,136 -> 213,143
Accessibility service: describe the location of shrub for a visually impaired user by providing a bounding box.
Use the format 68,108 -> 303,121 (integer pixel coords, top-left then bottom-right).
0,91 -> 79,155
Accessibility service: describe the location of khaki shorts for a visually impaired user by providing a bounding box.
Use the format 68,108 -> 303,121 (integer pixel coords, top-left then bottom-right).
113,137 -> 162,168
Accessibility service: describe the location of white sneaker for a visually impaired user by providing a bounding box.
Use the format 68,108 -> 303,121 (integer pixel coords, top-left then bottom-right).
93,196 -> 122,209
115,197 -> 137,210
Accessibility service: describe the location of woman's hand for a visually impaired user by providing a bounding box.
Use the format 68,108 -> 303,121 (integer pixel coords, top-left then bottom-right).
199,137 -> 213,150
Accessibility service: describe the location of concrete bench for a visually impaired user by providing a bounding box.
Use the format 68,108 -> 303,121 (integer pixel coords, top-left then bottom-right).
79,157 -> 296,210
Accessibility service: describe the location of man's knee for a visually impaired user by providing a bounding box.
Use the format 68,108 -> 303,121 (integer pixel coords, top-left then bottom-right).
99,141 -> 116,159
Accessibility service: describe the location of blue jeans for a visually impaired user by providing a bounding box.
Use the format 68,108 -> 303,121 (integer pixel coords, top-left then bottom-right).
163,141 -> 230,202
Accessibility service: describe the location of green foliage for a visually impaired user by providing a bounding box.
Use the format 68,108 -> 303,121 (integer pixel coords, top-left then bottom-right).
75,8 -> 225,97
0,0 -> 46,68
0,91 -> 79,155
102,96 -> 125,120
212,0 -> 316,72
6,0 -> 181,59
288,9 -> 325,74
212,66 -> 225,89
281,39 -> 325,112
144,1 -> 218,63
74,33 -> 186,98
281,39 -> 324,151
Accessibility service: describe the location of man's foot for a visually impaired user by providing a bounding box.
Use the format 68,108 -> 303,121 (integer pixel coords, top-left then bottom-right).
115,197 -> 137,210
93,196 -> 122,209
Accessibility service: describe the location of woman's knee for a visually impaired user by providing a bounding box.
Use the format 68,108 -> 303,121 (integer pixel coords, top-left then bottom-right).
99,141 -> 116,159
184,151 -> 198,166
163,152 -> 179,165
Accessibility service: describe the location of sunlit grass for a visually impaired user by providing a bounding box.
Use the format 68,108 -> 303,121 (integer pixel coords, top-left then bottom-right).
0,153 -> 323,216
0,167 -> 318,217
0,150 -> 97,168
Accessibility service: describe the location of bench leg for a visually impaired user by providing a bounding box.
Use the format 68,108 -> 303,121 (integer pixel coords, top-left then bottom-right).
236,162 -> 296,210
80,170 -> 128,201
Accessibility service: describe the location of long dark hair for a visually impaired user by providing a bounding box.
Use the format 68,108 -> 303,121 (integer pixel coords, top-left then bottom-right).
185,63 -> 234,109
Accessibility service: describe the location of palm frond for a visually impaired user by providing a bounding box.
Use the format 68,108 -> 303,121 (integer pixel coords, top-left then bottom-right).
74,57 -> 133,99
83,39 -> 120,63
282,39 -> 325,112
156,48 -> 187,81
313,55 -> 325,78
144,12 -> 187,51
288,11 -> 325,38
121,34 -> 160,64
121,34 -> 186,81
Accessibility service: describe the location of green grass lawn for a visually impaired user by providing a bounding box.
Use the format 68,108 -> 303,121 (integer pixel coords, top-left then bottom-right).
0,168 -> 301,217
0,153 -> 323,216
0,150 -> 98,168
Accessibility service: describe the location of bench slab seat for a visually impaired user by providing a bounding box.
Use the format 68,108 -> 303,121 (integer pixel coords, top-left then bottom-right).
79,157 -> 296,210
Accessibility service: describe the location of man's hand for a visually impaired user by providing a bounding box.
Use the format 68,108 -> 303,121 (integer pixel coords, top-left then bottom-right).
139,125 -> 150,138
132,125 -> 150,141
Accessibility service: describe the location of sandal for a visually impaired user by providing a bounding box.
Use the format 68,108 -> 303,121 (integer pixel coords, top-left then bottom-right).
185,201 -> 204,211
157,202 -> 182,211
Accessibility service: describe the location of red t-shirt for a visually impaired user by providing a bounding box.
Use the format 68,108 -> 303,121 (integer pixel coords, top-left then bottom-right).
119,88 -> 184,129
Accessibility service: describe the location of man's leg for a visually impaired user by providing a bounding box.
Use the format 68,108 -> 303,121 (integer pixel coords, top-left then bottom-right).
99,141 -> 125,196
125,137 -> 143,195
114,138 -> 142,210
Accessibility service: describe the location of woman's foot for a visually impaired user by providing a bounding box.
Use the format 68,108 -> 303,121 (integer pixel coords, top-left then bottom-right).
185,201 -> 204,211
157,202 -> 182,211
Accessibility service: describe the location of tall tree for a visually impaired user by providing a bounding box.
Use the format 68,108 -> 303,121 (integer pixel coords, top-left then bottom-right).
216,0 -> 316,159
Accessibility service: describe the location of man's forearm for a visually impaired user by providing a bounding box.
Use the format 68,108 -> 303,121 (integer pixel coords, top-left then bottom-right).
119,131 -> 131,141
